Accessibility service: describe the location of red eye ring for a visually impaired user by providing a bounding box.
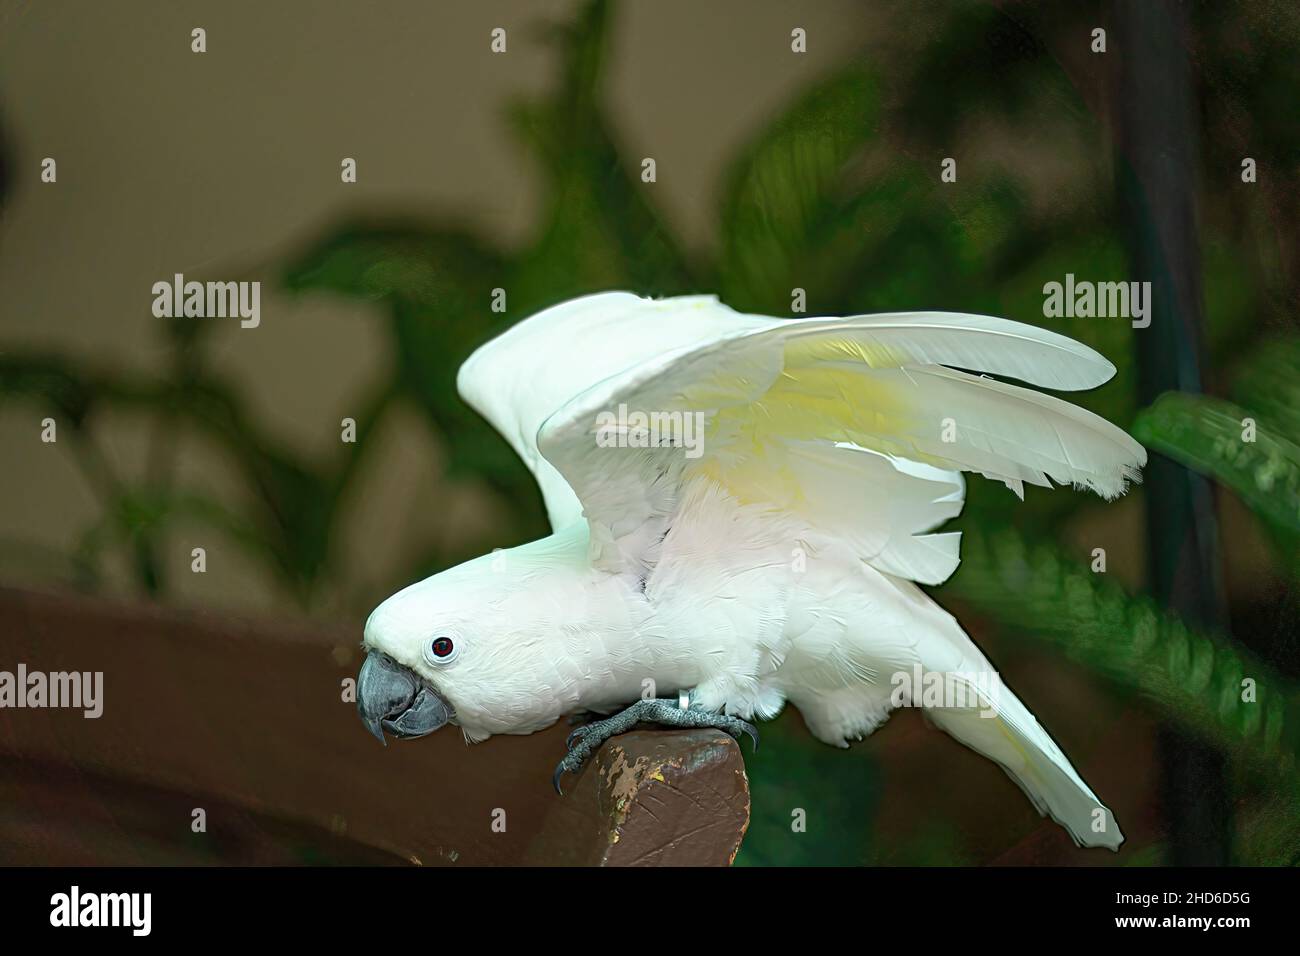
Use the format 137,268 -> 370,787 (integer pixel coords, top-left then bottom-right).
424,635 -> 459,666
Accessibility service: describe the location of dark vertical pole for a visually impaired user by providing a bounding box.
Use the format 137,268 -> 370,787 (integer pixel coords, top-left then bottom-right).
1114,0 -> 1232,864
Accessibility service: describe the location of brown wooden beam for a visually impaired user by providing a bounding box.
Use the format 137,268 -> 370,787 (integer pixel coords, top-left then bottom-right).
0,586 -> 748,866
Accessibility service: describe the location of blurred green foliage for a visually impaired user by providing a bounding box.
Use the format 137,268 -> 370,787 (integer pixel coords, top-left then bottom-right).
952,527 -> 1300,772
1133,393 -> 1300,539
3,0 -> 1298,864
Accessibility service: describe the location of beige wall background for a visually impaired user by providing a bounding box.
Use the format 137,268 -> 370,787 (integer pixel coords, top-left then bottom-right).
0,1 -> 894,616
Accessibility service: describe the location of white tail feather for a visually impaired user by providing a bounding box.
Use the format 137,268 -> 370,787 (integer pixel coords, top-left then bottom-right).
926,677 -> 1124,850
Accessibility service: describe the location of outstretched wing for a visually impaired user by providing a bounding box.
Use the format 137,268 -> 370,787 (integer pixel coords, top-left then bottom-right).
530,293 -> 1144,582
457,292 -> 768,530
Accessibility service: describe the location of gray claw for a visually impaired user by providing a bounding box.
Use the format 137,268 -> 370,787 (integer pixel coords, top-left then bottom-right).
738,720 -> 759,753
553,758 -> 577,796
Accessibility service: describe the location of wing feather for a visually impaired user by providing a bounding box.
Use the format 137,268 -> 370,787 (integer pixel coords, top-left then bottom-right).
531,295 -> 1144,580
458,292 -> 1145,583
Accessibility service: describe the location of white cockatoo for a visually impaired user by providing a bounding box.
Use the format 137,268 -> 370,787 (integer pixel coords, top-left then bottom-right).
358,291 -> 1144,850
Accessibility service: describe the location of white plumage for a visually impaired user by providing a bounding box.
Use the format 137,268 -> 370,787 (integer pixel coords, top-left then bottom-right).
364,291 -> 1145,850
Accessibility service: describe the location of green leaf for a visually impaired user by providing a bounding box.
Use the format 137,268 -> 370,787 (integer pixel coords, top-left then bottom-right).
282,221 -> 507,311
0,354 -> 342,601
894,3 -> 1069,148
0,353 -> 97,425
717,65 -> 880,312
1132,392 -> 1300,535
1232,335 -> 1300,443
506,0 -> 694,304
947,526 -> 1300,777
280,220 -> 548,542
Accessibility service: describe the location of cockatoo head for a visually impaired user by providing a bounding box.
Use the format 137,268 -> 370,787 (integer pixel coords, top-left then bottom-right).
356,541 -> 582,744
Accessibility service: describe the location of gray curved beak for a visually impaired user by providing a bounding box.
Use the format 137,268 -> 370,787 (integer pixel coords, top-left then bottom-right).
357,651 -> 452,745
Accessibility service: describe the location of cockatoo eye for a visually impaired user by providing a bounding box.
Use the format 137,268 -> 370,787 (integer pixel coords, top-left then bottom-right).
425,636 -> 458,665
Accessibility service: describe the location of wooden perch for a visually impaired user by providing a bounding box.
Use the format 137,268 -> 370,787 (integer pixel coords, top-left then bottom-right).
538,730 -> 749,866
0,586 -> 749,866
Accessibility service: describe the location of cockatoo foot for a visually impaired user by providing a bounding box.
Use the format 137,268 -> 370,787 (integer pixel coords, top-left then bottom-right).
552,697 -> 758,794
